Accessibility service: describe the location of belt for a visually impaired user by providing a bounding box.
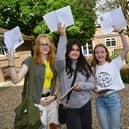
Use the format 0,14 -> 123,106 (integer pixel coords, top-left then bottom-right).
42,92 -> 51,97
97,89 -> 115,97
104,90 -> 116,96
98,89 -> 112,94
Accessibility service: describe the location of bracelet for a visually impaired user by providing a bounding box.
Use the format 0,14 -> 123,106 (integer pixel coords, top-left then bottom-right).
118,29 -> 124,34
8,65 -> 15,67
53,94 -> 57,99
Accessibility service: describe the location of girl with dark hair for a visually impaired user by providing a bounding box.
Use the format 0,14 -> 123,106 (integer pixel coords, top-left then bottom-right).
56,23 -> 94,129
66,39 -> 92,79
91,26 -> 129,129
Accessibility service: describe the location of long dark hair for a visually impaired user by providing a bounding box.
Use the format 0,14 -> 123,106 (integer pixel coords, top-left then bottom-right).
65,39 -> 92,79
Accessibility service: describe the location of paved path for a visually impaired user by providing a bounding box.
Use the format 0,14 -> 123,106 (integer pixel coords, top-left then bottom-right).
0,84 -> 129,129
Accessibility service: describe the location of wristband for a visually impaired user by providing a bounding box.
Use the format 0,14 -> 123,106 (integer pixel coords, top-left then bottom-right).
8,65 -> 14,67
118,29 -> 124,34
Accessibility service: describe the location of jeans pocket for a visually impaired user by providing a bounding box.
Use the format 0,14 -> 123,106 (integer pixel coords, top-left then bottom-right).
107,93 -> 120,106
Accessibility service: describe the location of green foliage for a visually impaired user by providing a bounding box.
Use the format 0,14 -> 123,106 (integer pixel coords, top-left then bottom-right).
111,52 -> 129,64
111,53 -> 119,60
126,53 -> 129,64
0,0 -> 96,44
111,52 -> 129,83
120,66 -> 129,83
126,58 -> 129,64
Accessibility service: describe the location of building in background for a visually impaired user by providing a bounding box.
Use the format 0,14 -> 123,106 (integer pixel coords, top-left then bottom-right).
82,25 -> 129,57
0,26 -> 129,83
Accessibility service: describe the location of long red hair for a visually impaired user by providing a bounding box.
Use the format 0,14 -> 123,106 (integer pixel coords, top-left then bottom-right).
33,34 -> 56,65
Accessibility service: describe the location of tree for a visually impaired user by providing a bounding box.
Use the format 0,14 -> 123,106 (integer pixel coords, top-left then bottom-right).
0,0 -> 96,45
0,0 -> 47,35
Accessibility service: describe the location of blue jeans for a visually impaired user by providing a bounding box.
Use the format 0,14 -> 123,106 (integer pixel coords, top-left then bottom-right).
96,93 -> 121,129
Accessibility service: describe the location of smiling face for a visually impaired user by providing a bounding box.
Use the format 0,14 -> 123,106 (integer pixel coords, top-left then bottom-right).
34,34 -> 56,64
39,37 -> 51,55
68,44 -> 80,60
94,46 -> 107,64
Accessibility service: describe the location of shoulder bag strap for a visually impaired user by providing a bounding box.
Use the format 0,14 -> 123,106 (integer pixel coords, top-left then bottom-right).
28,57 -> 34,101
66,70 -> 77,105
21,57 -> 34,101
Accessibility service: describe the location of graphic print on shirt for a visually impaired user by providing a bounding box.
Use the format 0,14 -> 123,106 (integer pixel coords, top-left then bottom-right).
96,72 -> 112,88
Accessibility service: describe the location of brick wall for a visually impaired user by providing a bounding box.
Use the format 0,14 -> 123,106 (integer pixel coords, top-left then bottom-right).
92,26 -> 129,56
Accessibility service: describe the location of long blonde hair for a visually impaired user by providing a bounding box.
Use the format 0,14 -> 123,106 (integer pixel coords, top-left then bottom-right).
33,34 -> 56,65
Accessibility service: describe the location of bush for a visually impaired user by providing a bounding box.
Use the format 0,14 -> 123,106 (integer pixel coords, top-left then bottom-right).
120,65 -> 129,83
111,52 -> 129,65
126,53 -> 129,64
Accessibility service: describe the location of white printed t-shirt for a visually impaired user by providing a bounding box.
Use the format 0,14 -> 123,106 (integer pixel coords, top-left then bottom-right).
95,56 -> 125,92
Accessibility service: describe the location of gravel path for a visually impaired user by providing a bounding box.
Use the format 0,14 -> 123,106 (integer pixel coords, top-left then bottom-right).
0,84 -> 129,129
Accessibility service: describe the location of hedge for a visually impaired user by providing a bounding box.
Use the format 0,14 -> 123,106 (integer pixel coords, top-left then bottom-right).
120,65 -> 129,83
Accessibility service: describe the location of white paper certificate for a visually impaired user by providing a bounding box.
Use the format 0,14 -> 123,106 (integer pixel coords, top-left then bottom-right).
4,26 -> 24,52
43,6 -> 74,32
97,7 -> 127,34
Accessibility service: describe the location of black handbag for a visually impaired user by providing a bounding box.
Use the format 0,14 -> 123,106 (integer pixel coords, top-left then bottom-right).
14,58 -> 41,129
58,104 -> 67,124
58,70 -> 77,124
